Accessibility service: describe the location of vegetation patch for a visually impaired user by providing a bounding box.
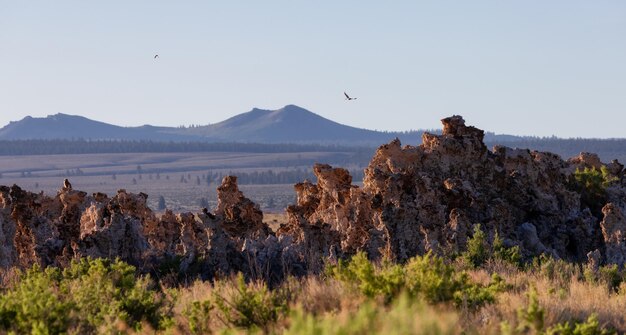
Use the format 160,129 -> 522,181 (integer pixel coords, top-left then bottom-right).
0,258 -> 166,334
0,254 -> 625,334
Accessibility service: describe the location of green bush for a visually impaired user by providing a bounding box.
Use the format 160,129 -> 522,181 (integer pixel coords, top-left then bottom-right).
517,286 -> 545,333
532,254 -> 580,289
214,273 -> 288,331
584,264 -> 623,293
502,286 -> 547,334
182,299 -> 213,334
462,225 -> 522,268
0,265 -> 71,334
330,252 -> 404,302
493,231 -> 522,267
405,251 -> 466,304
463,224 -> 489,267
0,258 -> 167,334
284,293 -> 458,335
599,265 -> 623,292
330,251 -> 504,309
502,287 -> 615,335
546,314 -> 616,335
574,167 -> 605,195
572,166 -> 618,213
453,273 -> 508,310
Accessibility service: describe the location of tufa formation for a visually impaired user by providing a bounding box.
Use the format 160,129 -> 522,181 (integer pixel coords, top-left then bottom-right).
1,115 -> 625,282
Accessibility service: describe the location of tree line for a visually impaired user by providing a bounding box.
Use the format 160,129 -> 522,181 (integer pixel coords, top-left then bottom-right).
204,168 -> 365,185
0,139 -> 374,156
485,138 -> 626,162
2,138 -> 624,164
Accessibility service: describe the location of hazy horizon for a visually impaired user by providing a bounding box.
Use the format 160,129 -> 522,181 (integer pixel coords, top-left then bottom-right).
1,1 -> 625,138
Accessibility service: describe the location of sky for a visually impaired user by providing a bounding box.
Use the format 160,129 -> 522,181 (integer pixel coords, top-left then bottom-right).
1,1 -> 625,138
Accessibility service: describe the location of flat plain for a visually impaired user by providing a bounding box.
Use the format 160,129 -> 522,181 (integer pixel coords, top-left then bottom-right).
0,151 -> 365,213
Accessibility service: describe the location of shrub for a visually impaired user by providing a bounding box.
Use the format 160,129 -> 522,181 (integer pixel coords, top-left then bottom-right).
574,167 -> 605,195
501,286 -> 615,335
0,258 -> 167,334
453,273 -> 508,310
463,224 -> 489,267
532,254 -> 580,288
462,225 -> 522,268
572,166 -> 618,213
584,264 -> 623,293
330,252 -> 404,302
405,251 -> 465,304
496,287 -> 545,334
516,286 -> 545,333
493,231 -> 522,267
182,300 -> 213,335
599,265 -> 623,292
0,265 -> 71,334
546,314 -> 616,335
284,293 -> 458,335
63,257 -> 164,331
214,273 -> 288,330
330,251 -> 504,309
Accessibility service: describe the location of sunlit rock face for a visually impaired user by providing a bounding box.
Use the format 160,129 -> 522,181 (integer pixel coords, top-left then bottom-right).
282,115 -> 625,266
1,115 -> 626,282
600,203 -> 626,267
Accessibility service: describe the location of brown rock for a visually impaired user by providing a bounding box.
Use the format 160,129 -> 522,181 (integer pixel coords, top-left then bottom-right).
216,176 -> 268,239
600,203 -> 626,267
568,152 -> 604,170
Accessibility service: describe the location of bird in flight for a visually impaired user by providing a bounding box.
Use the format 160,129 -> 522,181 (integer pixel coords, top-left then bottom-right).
344,92 -> 357,100
154,54 -> 159,59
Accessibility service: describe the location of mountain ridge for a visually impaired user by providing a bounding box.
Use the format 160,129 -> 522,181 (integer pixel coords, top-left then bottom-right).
0,113 -> 198,142
0,105 -> 429,144
0,105 -> 602,145
182,104 -> 416,144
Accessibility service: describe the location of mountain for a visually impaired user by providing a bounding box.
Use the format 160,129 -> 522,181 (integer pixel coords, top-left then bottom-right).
0,105 -> 523,145
0,113 -> 199,141
183,104 -> 424,145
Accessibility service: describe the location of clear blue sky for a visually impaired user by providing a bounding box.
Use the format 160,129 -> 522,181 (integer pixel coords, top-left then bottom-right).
1,1 -> 625,138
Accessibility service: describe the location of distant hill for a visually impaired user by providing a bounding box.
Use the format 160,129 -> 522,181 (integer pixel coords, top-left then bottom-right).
0,113 -> 198,141
0,105 -> 529,145
0,106 -> 429,145
182,104 -> 424,145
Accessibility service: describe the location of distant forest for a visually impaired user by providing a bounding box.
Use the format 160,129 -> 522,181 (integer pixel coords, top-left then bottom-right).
484,138 -> 626,162
0,139 -> 373,155
1,138 -> 625,163
204,169 -> 365,185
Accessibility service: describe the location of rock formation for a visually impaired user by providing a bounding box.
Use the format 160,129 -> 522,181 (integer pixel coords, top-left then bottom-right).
1,115 -> 626,282
278,115 -> 625,266
600,203 -> 626,267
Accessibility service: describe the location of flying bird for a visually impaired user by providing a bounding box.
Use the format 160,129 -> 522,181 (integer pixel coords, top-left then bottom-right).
344,92 -> 357,100
63,178 -> 72,190
154,54 -> 159,59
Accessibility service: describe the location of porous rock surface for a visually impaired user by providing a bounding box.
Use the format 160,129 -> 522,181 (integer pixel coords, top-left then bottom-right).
1,115 -> 626,282
277,115 -> 626,268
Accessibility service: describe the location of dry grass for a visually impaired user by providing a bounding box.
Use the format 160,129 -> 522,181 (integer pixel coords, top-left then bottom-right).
287,276 -> 348,314
0,150 -> 351,212
460,264 -> 626,334
154,262 -> 626,334
2,259 -> 624,334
